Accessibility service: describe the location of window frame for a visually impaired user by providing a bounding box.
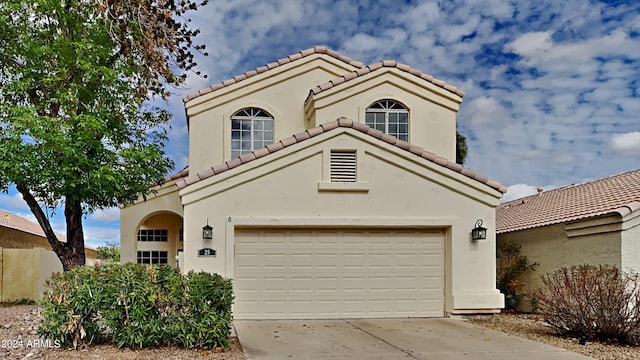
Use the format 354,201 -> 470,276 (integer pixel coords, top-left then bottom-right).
136,250 -> 168,265
231,108 -> 274,158
137,229 -> 168,242
365,100 -> 409,141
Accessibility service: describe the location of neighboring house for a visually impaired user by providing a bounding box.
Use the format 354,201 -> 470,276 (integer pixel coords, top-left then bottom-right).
120,46 -> 508,319
0,209 -> 99,301
497,169 -> 640,309
0,209 -> 98,259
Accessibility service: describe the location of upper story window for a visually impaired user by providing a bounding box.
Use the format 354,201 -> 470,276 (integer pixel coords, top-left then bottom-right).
231,108 -> 274,158
365,100 -> 409,141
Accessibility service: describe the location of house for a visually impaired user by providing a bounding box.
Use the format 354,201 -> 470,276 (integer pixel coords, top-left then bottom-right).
496,169 -> 640,309
0,209 -> 99,301
120,46 -> 508,319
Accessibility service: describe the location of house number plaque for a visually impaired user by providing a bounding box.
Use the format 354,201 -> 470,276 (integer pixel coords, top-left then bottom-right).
198,248 -> 216,257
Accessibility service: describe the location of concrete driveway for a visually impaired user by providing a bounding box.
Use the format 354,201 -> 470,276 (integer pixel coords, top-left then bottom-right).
234,318 -> 593,359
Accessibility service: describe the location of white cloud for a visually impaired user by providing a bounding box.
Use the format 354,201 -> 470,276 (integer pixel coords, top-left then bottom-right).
500,183 -> 556,203
90,207 -> 120,223
466,97 -> 510,126
611,132 -> 640,156
505,31 -> 554,58
0,193 -> 29,210
84,225 -> 120,248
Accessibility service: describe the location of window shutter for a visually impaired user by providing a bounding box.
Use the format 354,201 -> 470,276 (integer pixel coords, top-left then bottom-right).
330,150 -> 357,182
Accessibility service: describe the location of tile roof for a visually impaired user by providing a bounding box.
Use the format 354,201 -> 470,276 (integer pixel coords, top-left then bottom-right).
175,118 -> 507,193
0,209 -> 66,241
305,59 -> 465,103
183,46 -> 365,103
164,167 -> 189,183
497,169 -> 640,234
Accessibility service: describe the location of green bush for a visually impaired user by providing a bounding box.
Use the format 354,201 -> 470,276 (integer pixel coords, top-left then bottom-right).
38,263 -> 233,349
533,264 -> 640,345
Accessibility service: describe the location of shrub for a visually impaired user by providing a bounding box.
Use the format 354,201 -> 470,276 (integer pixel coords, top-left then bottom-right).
96,243 -> 120,263
533,264 -> 640,345
38,263 -> 233,349
496,241 -> 538,297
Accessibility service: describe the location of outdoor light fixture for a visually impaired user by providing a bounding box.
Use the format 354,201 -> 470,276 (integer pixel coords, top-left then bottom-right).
202,219 -> 213,239
471,219 -> 487,240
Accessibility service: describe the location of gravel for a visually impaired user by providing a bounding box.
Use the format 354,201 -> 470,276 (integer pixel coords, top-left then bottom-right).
0,305 -> 245,360
468,313 -> 640,360
4,304 -> 639,359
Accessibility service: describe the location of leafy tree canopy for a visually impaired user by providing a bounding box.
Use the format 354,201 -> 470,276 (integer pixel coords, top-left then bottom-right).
456,132 -> 468,165
0,0 -> 207,270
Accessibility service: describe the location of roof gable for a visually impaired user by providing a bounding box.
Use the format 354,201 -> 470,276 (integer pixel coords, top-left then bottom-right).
497,169 -> 640,233
175,118 -> 507,194
183,46 -> 365,103
305,59 -> 465,104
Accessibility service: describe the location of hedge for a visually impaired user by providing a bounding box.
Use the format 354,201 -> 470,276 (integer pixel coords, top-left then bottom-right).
37,263 -> 233,349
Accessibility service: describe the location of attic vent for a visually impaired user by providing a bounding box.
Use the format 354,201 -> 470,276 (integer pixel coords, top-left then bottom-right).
330,150 -> 357,182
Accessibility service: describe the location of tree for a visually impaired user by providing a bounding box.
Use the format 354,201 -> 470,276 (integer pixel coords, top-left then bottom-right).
97,243 -> 120,263
0,0 -> 207,270
456,132 -> 468,165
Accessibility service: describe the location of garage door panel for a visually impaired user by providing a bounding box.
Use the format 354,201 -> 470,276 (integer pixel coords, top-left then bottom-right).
234,228 -> 445,319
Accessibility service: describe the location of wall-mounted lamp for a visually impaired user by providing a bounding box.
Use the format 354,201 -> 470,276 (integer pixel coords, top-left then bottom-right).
471,219 -> 487,240
202,218 -> 213,239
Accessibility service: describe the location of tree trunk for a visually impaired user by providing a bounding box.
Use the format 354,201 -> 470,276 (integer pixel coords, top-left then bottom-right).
63,197 -> 86,271
16,183 -> 86,271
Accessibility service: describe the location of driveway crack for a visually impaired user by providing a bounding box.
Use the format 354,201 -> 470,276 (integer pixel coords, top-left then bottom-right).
343,319 -> 420,359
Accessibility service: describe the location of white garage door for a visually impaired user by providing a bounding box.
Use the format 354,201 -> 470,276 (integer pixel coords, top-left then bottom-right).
233,228 -> 445,319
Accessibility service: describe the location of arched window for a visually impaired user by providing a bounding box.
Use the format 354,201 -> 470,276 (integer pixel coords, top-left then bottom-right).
231,108 -> 274,158
365,100 -> 409,141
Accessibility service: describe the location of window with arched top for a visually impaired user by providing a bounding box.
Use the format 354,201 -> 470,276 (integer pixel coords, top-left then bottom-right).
231,108 -> 274,158
365,100 -> 409,141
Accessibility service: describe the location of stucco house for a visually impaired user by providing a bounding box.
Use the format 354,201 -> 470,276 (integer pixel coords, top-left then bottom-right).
120,46 -> 509,319
497,169 -> 640,308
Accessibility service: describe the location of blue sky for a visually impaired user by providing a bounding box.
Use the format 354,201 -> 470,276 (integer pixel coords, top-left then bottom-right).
1,0 -> 639,247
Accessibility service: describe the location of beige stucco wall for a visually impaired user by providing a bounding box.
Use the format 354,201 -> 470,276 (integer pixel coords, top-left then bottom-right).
622,212 -> 640,274
306,69 -> 461,161
0,247 -> 63,302
120,184 -> 184,265
497,222 -> 622,311
179,128 -> 504,314
0,227 -> 51,249
185,55 -> 360,175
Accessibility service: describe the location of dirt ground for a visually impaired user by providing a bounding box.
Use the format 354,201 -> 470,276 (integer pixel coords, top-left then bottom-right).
0,305 -> 245,360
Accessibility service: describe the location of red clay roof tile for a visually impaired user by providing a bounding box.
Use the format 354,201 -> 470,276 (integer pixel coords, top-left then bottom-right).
226,157 -> 242,169
212,163 -> 229,174
239,152 -> 256,164
293,131 -> 311,142
266,142 -> 284,153
306,126 -> 325,137
253,147 -> 270,159
497,169 -> 640,233
175,119 -> 507,193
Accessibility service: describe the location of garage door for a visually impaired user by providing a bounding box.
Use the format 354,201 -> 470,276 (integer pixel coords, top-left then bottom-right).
233,228 -> 445,319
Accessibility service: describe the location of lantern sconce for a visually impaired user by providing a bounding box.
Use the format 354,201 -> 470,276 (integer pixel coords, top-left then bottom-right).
202,218 -> 213,240
471,219 -> 487,241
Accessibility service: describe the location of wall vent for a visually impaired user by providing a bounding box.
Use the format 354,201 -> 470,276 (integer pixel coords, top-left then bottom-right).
330,150 -> 357,182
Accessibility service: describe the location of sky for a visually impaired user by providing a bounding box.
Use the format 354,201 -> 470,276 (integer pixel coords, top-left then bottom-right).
1,0 -> 639,247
